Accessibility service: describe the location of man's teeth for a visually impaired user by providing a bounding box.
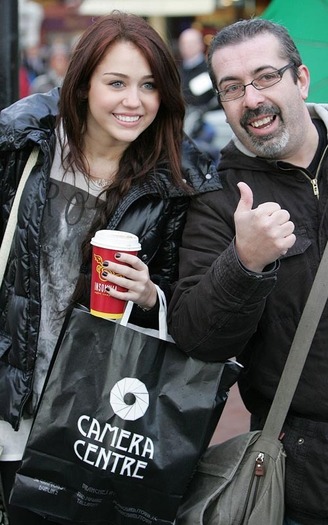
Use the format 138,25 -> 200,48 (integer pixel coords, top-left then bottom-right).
115,115 -> 140,122
251,116 -> 273,128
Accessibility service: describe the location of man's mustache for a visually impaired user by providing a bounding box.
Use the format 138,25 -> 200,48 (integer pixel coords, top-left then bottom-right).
240,105 -> 281,128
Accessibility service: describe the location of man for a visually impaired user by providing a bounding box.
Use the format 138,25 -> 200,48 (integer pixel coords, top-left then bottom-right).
168,18 -> 328,525
178,27 -> 216,109
177,27 -> 219,161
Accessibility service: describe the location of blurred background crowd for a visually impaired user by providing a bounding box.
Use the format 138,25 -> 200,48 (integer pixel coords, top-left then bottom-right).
1,0 -> 327,158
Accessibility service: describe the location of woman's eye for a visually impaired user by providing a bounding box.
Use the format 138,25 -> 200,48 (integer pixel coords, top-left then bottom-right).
110,81 -> 124,88
143,82 -> 156,90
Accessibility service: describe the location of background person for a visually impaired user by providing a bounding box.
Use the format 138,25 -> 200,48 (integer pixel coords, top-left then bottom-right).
178,27 -> 216,111
168,18 -> 328,525
20,43 -> 46,86
29,43 -> 70,94
177,27 -> 219,161
0,12 -> 219,525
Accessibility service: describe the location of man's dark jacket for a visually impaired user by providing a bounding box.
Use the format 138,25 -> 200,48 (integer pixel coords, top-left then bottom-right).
168,103 -> 328,525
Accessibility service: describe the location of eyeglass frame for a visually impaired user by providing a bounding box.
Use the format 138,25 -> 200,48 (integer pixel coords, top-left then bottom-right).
215,63 -> 295,102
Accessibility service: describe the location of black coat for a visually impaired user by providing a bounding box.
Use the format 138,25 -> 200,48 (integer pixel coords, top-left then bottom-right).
169,104 -> 328,422
0,88 -> 221,429
168,105 -> 328,521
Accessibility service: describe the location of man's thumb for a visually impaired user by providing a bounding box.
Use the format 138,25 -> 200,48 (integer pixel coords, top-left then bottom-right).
236,182 -> 253,213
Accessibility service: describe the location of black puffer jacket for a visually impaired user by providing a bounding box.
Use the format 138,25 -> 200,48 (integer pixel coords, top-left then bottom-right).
0,88 -> 221,430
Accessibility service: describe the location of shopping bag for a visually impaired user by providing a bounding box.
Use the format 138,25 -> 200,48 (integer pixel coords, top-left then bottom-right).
176,430 -> 285,525
10,291 -> 241,524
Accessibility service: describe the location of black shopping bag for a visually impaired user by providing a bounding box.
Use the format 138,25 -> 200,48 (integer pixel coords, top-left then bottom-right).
11,305 -> 240,525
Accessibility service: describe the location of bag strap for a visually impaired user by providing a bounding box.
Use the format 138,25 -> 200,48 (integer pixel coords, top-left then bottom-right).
262,240 -> 328,439
120,284 -> 168,340
0,146 -> 39,287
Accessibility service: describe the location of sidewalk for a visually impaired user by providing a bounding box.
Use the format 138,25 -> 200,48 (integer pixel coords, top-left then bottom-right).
210,383 -> 250,445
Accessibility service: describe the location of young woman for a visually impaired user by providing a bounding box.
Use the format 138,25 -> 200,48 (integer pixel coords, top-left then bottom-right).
0,12 -> 220,524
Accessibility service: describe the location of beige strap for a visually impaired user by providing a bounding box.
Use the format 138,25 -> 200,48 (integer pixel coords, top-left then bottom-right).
263,239 -> 328,438
0,146 -> 39,286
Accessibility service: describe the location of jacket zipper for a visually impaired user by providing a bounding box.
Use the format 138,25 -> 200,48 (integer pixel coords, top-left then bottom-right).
310,177 -> 319,198
299,170 -> 319,198
300,144 -> 328,199
240,452 -> 265,523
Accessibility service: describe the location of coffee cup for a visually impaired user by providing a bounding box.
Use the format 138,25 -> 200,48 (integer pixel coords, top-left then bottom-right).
90,230 -> 141,319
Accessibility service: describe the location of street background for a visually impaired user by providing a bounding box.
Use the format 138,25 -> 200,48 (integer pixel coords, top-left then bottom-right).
210,383 -> 250,445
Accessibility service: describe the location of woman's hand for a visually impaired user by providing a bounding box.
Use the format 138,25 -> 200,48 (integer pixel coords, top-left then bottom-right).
101,252 -> 158,310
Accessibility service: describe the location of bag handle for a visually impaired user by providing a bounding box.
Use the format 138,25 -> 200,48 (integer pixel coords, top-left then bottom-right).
120,284 -> 169,340
263,240 -> 328,438
0,146 -> 39,286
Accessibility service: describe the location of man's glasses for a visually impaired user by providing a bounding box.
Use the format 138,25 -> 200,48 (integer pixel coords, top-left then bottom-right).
216,63 -> 295,102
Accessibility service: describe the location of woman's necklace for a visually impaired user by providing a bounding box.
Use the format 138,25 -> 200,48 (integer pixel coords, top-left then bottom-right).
88,176 -> 111,189
85,150 -> 118,189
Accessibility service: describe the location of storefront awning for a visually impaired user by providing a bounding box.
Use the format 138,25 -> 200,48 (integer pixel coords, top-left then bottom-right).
79,0 -> 216,16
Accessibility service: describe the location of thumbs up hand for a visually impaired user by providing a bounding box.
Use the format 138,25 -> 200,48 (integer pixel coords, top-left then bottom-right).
234,182 -> 296,272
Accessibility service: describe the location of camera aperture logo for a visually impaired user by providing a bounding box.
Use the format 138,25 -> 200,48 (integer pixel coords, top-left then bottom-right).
74,378 -> 153,479
110,377 -> 149,421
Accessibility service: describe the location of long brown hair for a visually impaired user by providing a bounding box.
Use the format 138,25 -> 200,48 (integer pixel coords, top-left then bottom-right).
58,11 -> 186,305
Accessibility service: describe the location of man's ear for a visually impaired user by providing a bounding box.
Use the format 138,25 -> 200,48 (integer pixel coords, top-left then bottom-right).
297,64 -> 310,100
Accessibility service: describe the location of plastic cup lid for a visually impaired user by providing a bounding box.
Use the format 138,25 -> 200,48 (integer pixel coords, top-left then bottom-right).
90,230 -> 141,251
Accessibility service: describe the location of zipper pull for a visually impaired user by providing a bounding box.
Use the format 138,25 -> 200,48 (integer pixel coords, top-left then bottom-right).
255,453 -> 265,476
311,178 -> 319,197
